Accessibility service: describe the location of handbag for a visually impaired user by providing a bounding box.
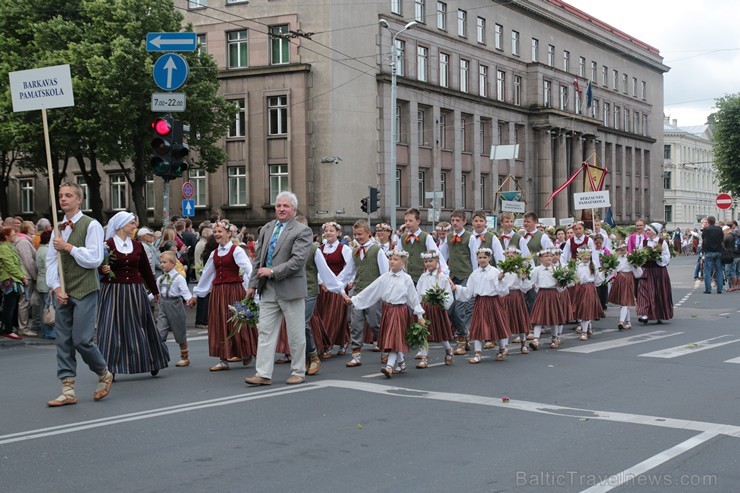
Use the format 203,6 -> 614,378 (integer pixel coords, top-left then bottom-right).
43,293 -> 56,326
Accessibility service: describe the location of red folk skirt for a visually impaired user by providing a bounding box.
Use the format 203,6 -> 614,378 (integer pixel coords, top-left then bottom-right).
315,290 -> 350,348
637,263 -> 674,320
573,283 -> 605,321
421,302 -> 454,343
208,282 -> 257,360
609,272 -> 637,307
531,288 -> 566,326
469,296 -> 510,342
502,290 -> 531,335
378,303 -> 411,353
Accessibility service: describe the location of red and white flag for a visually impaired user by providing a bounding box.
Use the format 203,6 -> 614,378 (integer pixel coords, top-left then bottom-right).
573,78 -> 582,99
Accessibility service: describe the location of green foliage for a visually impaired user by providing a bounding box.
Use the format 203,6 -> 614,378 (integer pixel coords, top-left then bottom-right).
711,94 -> 740,196
421,285 -> 448,309
405,321 -> 430,350
497,254 -> 534,279
627,248 -> 649,267
552,262 -> 576,287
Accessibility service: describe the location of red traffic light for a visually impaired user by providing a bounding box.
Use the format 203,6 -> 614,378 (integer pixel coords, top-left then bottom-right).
152,118 -> 172,136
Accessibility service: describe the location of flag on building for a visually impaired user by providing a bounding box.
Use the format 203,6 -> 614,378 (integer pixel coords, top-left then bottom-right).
586,80 -> 593,108
573,77 -> 582,99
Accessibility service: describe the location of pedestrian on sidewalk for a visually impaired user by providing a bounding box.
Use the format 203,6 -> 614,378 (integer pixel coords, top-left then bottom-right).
0,227 -> 28,340
701,216 -> 725,294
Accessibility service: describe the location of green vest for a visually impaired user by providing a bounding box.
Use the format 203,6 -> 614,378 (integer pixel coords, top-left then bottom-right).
352,243 -> 381,294
446,231 -> 472,280
499,230 -> 522,251
59,215 -> 100,299
526,230 -> 545,265
474,231 -> 494,250
305,243 -> 319,296
402,231 -> 428,283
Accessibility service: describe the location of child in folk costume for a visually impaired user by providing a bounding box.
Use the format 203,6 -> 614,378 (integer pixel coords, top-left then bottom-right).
450,248 -> 510,363
153,251 -> 193,367
415,251 -> 455,368
574,247 -> 605,341
636,222 -> 674,324
344,249 -> 425,378
608,243 -> 643,330
499,247 -> 533,354
529,249 -> 568,349
592,234 -> 611,311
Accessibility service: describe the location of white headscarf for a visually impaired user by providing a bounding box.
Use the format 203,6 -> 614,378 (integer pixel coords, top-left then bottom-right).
645,222 -> 662,236
105,211 -> 135,241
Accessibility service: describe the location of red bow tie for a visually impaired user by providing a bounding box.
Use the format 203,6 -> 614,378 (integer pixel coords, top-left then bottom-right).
450,235 -> 462,244
355,245 -> 366,257
61,221 -> 74,231
524,233 -> 533,239
405,234 -> 419,244
476,234 -> 485,240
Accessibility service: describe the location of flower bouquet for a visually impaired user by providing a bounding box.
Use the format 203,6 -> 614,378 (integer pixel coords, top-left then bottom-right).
598,252 -> 620,283
497,254 -> 534,279
226,296 -> 260,340
102,244 -> 116,279
627,248 -> 649,267
422,285 -> 448,309
552,262 -> 576,287
645,245 -> 663,263
405,320 -> 431,350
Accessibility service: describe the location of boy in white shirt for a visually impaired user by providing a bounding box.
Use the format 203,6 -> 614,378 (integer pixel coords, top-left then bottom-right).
155,251 -> 193,367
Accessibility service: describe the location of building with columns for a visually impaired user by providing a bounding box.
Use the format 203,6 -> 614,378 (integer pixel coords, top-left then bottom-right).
5,0 -> 668,230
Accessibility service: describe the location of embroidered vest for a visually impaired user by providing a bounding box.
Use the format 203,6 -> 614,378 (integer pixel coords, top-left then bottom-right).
59,215 -> 100,299
446,231 -> 473,280
352,244 -> 382,294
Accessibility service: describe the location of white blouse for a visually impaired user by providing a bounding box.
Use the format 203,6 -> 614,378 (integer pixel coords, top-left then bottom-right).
646,238 -> 671,267
151,270 -> 193,302
575,261 -> 605,285
194,243 -> 253,297
531,264 -> 560,290
501,271 -> 533,294
322,240 -> 356,287
614,255 -> 643,278
351,270 -> 424,316
454,265 -> 508,302
416,269 -> 454,310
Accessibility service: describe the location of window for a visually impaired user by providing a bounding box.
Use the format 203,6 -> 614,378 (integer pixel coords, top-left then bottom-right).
415,0 -> 425,23
459,59 -> 469,93
461,174 -> 467,209
269,165 -> 288,204
196,34 -> 207,55
543,80 -> 551,107
19,178 -> 33,213
496,70 -> 505,102
270,25 -> 290,65
641,80 -> 646,100
190,169 -> 207,207
480,176 -> 486,210
188,0 -> 206,8
579,57 -> 585,77
642,114 -> 648,136
603,102 -> 610,127
268,96 -> 288,135
511,31 -> 520,56
494,24 -> 503,50
592,99 -> 599,119
439,114 -> 447,149
110,175 -> 127,210
480,119 -> 490,154
476,17 -> 485,44
457,10 -> 467,37
624,109 -> 630,132
631,77 -> 637,97
229,99 -> 246,137
439,52 -> 449,88
612,69 -> 618,90
513,75 -> 521,106
479,65 -> 488,97
440,172 -> 447,208
633,111 -> 639,134
559,85 -> 568,110
461,116 -> 469,152
437,1 -> 447,30
227,30 -> 248,68
76,176 -> 91,211
145,174 -> 154,210
602,66 -> 608,86
417,45 -> 428,82
418,109 -> 426,145
664,204 -> 673,223
664,144 -> 672,159
531,38 -> 538,62
575,90 -> 581,115
395,168 -> 401,207
621,73 -> 628,94
614,105 -> 620,129
395,39 -> 405,77
391,0 -> 401,15
590,61 -> 597,81
547,44 -> 555,66
563,50 -> 569,72
417,170 -> 426,206
228,166 -> 247,206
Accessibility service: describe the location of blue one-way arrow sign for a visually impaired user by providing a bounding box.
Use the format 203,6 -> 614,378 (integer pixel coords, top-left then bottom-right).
182,199 -> 195,217
153,54 -> 189,91
147,32 -> 197,52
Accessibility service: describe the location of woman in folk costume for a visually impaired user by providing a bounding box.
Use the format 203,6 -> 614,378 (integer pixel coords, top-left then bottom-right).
344,248 -> 425,378
529,249 -> 568,349
97,211 -> 169,377
192,220 -> 255,371
636,222 -> 674,324
574,247 -> 605,341
415,251 -> 455,368
450,248 -> 510,363
499,247 -> 533,355
608,243 -> 643,330
315,222 -> 355,358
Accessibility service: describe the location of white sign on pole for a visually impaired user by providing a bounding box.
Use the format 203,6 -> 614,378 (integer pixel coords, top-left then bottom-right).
559,217 -> 575,226
427,208 -> 440,222
490,144 -> 520,160
151,92 -> 186,112
9,65 -> 75,112
514,218 -> 525,228
486,216 -> 498,231
539,217 -> 557,227
573,190 -> 611,210
501,200 -> 526,213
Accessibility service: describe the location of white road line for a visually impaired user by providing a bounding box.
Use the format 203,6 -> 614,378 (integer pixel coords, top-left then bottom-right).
559,331 -> 682,354
725,356 -> 740,364
580,431 -> 718,493
560,328 -> 619,339
640,335 -> 740,359
361,355 -> 490,378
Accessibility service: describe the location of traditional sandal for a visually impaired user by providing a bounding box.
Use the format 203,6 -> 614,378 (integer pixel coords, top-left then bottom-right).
371,345 -> 381,352
307,355 -> 321,375
528,339 -> 540,351
346,354 -> 362,367
209,361 -> 230,371
444,349 -> 454,365
243,357 -> 253,366
512,336 -> 522,344
176,358 -> 190,367
176,349 -> 190,367
618,321 -> 626,331
226,357 -> 241,363
381,365 -> 393,378
47,379 -> 77,407
337,345 -> 348,356
526,334 -> 535,340
483,341 -> 495,350
414,351 -> 424,360
275,357 -> 292,364
495,348 -> 509,361
469,352 -> 482,364
321,351 -> 333,359
520,344 -> 529,354
416,357 -> 428,369
380,353 -> 389,364
392,362 -> 407,374
579,333 -> 589,341
550,337 -> 560,349
94,370 -> 113,401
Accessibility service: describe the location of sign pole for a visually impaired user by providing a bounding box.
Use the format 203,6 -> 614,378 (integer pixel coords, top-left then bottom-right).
42,107 -> 65,293
163,180 -> 170,229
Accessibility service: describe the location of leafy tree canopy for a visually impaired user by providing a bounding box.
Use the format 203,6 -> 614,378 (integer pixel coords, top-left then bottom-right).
711,94 -> 740,197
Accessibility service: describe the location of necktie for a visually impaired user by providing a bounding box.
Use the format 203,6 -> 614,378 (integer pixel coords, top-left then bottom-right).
61,220 -> 74,231
355,245 -> 366,257
405,234 -> 419,244
450,235 -> 461,244
266,222 -> 283,267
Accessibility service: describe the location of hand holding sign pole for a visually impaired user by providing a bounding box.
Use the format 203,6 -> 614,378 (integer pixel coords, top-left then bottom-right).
9,64 -> 75,293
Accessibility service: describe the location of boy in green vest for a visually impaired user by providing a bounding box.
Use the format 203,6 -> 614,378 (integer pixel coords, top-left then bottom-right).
499,212 -> 530,257
522,211 -> 554,312
45,182 -> 113,407
401,208 -> 447,284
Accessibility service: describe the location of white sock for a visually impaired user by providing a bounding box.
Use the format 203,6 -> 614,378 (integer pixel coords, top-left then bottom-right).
418,347 -> 428,357
625,311 -> 631,324
498,338 -> 508,349
620,306 -> 629,322
387,352 -> 398,368
557,325 -> 564,336
473,340 -> 483,352
519,332 -> 527,343
581,320 -> 592,333
441,340 -> 452,350
398,352 -> 405,363
533,325 -> 542,338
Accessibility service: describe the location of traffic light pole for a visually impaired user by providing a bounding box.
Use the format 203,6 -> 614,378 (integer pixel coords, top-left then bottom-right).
367,186 -> 372,228
162,179 -> 171,229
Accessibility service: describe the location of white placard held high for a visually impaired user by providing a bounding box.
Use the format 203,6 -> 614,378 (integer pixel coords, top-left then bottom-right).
501,200 -> 526,213
9,65 -> 75,112
539,217 -> 557,227
573,190 -> 610,210
559,217 -> 575,226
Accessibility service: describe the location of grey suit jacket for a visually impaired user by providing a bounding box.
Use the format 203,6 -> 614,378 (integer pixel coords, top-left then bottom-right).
248,218 -> 313,300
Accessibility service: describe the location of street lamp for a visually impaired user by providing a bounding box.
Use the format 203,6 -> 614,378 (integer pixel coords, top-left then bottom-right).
379,19 -> 417,233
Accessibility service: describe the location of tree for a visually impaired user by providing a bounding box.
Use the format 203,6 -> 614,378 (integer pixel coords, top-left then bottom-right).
711,94 -> 740,197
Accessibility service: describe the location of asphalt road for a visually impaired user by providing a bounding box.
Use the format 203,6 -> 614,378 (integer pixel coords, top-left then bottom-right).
1,255 -> 738,492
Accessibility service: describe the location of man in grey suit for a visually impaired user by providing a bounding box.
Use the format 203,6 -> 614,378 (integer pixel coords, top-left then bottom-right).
245,191 -> 313,385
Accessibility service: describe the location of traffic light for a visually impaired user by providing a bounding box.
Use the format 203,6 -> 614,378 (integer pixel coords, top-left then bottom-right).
150,117 -> 173,178
369,187 -> 380,213
171,119 -> 189,176
360,197 -> 369,213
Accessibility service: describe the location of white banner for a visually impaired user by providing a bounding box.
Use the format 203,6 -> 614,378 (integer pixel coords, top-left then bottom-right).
559,217 -> 575,226
573,190 -> 611,210
539,217 -> 557,227
9,64 -> 75,112
490,144 -> 520,160
501,200 -> 526,213
514,218 -> 525,228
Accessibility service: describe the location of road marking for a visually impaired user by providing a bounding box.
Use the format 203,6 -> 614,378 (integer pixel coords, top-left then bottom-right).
559,331 -> 682,354
725,356 -> 740,364
674,285 -> 698,308
560,327 -> 619,339
579,431 -> 719,493
639,335 -> 740,359
361,355 -> 490,378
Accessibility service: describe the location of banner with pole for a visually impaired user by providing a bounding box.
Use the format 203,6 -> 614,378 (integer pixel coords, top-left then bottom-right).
494,174 -> 525,212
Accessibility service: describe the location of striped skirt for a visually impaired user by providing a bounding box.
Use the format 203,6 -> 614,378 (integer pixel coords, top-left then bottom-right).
502,290 -> 531,335
97,283 -> 170,374
609,272 -> 637,307
421,302 -> 454,343
315,290 -> 350,348
469,296 -> 510,342
531,288 -> 566,326
378,303 -> 411,353
637,264 -> 674,320
566,285 -> 577,320
574,283 -> 605,321
208,282 -> 257,360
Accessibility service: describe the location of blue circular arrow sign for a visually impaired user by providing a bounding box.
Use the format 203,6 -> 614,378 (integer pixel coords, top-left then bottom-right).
153,54 -> 189,91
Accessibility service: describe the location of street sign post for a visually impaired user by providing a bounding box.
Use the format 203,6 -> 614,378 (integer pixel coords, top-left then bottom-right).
182,182 -> 194,200
153,54 -> 189,91
146,32 -> 198,52
182,199 -> 195,217
716,193 -> 732,210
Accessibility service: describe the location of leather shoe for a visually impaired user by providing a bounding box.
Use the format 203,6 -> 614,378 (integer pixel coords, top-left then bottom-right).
307,358 -> 321,375
245,375 -> 272,386
2,332 -> 22,340
285,375 -> 305,385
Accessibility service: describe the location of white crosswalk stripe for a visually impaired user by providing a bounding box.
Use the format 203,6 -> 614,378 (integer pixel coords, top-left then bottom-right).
639,335 -> 740,359
559,331 -> 682,354
724,357 -> 740,364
